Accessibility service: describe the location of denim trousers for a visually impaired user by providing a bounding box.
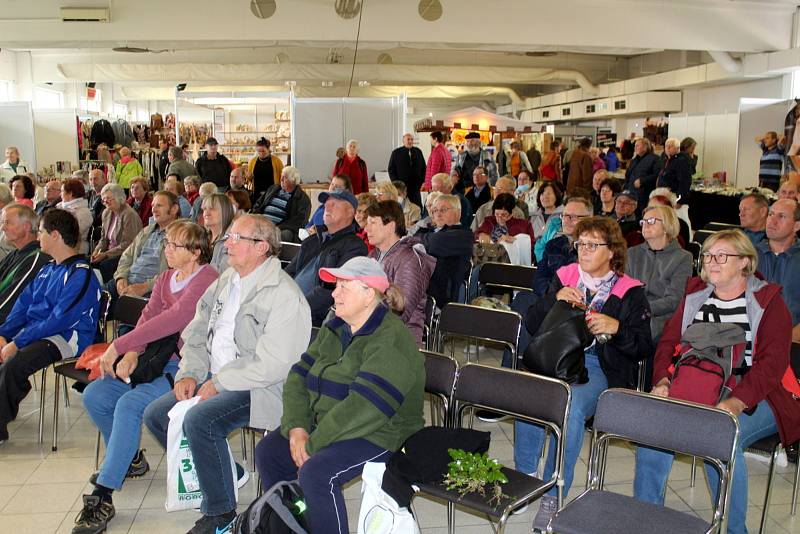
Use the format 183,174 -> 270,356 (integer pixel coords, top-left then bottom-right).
633,399 -> 778,534
255,428 -> 390,534
143,383 -> 251,516
514,352 -> 608,497
83,359 -> 179,490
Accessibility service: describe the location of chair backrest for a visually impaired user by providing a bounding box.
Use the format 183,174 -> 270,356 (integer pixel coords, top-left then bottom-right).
593,389 -> 739,463
437,302 -> 521,351
685,241 -> 701,275
279,241 -> 301,264
423,295 -> 438,350
704,222 -> 740,233
98,290 -> 112,336
693,229 -> 715,245
478,262 -> 536,293
114,295 -> 149,328
421,349 -> 458,402
454,364 -> 570,430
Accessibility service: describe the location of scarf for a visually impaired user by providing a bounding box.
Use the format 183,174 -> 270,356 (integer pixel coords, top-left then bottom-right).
120,156 -> 135,165
577,266 -> 618,312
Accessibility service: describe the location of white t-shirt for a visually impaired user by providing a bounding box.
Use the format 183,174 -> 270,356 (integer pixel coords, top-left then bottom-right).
209,273 -> 241,374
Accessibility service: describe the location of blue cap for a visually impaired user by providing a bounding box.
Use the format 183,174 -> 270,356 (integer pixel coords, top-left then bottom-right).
318,188 -> 358,209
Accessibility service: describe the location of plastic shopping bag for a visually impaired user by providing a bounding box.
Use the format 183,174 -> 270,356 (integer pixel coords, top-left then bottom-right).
357,462 -> 420,534
165,397 -> 238,512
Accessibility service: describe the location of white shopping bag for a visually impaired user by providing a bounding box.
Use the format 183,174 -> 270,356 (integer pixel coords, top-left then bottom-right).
357,462 -> 420,534
500,233 -> 532,266
165,396 -> 239,512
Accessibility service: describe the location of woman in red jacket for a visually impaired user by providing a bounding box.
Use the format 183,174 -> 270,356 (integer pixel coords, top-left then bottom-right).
634,229 -> 799,534
333,139 -> 369,195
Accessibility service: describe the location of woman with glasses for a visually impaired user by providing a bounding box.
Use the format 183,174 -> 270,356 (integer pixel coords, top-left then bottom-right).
91,183 -> 143,282
634,229 -> 797,534
517,216 -> 653,531
76,221 -> 218,534
625,204 -> 692,342
202,193 -> 235,273
598,177 -> 621,218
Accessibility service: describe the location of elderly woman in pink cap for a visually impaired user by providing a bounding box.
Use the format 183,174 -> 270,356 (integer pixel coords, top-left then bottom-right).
254,256 -> 425,534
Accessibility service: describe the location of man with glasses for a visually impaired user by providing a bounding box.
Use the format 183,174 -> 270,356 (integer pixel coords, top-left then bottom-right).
144,214 -> 311,534
451,132 -> 499,193
285,189 -> 367,326
35,179 -> 63,217
756,198 -> 800,343
429,173 -> 472,227
615,189 -> 643,246
464,166 -> 493,214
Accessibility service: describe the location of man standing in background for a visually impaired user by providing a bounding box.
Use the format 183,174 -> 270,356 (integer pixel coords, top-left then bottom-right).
388,133 -> 426,208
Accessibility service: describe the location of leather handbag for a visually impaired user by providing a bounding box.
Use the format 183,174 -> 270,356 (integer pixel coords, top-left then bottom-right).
114,332 -> 180,387
522,300 -> 591,384
472,242 -> 510,266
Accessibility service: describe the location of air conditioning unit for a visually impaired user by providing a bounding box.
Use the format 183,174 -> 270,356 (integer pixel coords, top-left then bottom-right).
60,8 -> 110,22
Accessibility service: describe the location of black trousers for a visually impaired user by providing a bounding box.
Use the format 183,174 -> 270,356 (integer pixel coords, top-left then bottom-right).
0,339 -> 61,439
405,181 -> 423,209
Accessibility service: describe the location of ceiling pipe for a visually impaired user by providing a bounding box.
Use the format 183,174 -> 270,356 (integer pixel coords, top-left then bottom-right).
708,50 -> 742,73
534,69 -> 599,94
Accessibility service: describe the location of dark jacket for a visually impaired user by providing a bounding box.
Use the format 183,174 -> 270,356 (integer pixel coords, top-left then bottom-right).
533,234 -> 575,296
657,152 -> 692,202
0,241 -> 51,324
388,146 -> 426,193
194,153 -> 233,189
412,224 -> 473,306
252,184 -> 312,239
624,152 -> 662,207
90,119 -> 115,147
285,223 -> 368,326
566,148 -> 593,194
654,276 -> 799,446
527,263 -> 654,389
157,150 -> 170,182
464,185 -> 492,215
34,199 -> 59,217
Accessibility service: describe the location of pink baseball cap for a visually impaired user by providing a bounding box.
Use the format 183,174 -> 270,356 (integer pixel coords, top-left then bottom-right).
319,257 -> 390,293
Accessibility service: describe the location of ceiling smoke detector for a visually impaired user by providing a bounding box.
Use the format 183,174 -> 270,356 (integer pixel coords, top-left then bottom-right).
418,0 -> 442,22
250,0 -> 277,18
334,0 -> 361,19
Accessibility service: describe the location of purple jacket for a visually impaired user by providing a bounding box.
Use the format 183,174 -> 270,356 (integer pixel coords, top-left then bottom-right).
370,237 -> 437,345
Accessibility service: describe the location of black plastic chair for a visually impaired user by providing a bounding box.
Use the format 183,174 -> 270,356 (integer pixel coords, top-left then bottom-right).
422,295 -> 439,351
693,229 -> 715,245
435,303 -> 522,368
413,364 -> 571,534
420,349 -> 458,427
477,262 -> 536,297
548,389 -> 739,534
704,222 -> 740,232
745,434 -> 799,533
279,241 -> 301,265
112,294 -> 149,334
685,241 -> 702,276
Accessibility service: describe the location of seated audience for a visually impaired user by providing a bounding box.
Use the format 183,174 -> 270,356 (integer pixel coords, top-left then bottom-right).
615,189 -> 643,246
0,205 -> 51,323
430,172 -> 472,227
256,257 -> 422,534
202,193 -> 235,273
184,175 -> 201,206
756,198 -> 800,340
226,189 -> 251,217
251,166 -> 311,243
228,166 -> 248,194
144,215 -> 311,534
355,193 -> 378,253
59,178 -> 93,255
91,184 -> 143,283
0,209 -> 101,442
635,229 -> 798,534
590,169 -> 609,214
191,182 -> 217,223
598,177 -> 621,217
35,179 -> 62,217
247,137 -> 284,199
475,193 -> 535,245
366,201 -> 436,345
648,188 -> 691,246
164,175 -> 192,218
464,166 -> 493,214
87,169 -> 108,230
0,184 -> 14,261
625,204 -> 693,342
739,192 -> 768,246
374,181 -> 398,202
111,191 -> 179,304
472,175 -> 526,230
515,170 -> 536,215
306,174 -> 352,230
74,221 -> 218,534
285,189 -> 367,326
518,216 -> 652,531
530,181 -> 564,243
407,191 -> 440,236
10,175 -> 35,208
412,194 -> 473,306
778,177 -> 799,201
392,180 -> 421,228
126,177 -> 153,228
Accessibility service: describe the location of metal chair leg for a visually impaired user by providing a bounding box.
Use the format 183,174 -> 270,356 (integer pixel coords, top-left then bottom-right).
51,372 -> 60,451
446,501 -> 455,534
250,429 -> 257,471
690,456 -> 697,487
240,428 -> 247,462
792,451 -> 799,516
95,431 -> 102,470
62,375 -> 70,408
759,444 -> 781,534
38,368 -> 48,444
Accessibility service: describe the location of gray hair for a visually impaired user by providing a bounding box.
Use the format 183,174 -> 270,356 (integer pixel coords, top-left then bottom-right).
0,184 -> 13,206
346,139 -> 359,151
241,214 -> 281,258
184,175 -> 201,189
436,194 -> 461,213
282,165 -> 301,184
101,183 -> 127,204
198,182 -> 217,197
72,169 -> 90,181
665,138 -> 681,150
3,203 -> 38,234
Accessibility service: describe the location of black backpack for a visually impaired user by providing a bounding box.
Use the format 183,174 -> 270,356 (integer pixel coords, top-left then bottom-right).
233,480 -> 309,534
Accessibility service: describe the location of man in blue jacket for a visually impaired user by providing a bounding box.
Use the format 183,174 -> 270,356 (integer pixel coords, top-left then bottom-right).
0,209 -> 101,442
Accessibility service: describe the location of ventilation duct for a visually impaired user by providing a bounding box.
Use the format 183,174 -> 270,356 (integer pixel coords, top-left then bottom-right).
708,51 -> 743,73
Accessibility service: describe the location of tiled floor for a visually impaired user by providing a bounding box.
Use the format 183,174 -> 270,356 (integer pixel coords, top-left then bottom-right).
0,347 -> 797,533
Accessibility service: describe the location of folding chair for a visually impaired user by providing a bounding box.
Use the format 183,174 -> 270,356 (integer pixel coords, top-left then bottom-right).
278,241 -> 301,266
413,364 -> 571,534
422,295 -> 438,351
685,241 -> 702,276
435,303 -> 522,368
548,388 -> 739,534
420,349 -> 458,427
704,222 -> 740,233
693,229 -> 715,245
112,294 -> 149,335
744,434 -> 799,533
477,262 -> 536,298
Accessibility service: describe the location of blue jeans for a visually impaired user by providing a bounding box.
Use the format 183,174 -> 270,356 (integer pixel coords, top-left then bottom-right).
83,359 -> 179,489
633,399 -> 778,534
514,352 -> 608,496
502,291 -> 537,368
143,383 -> 251,516
256,428 -> 391,534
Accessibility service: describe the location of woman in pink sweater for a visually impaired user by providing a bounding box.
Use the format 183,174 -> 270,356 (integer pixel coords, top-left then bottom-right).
74,221 -> 218,533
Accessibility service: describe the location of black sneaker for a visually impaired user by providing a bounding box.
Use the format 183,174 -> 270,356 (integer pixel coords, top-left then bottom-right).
187,511 -> 237,534
475,409 -> 506,422
72,495 -> 115,534
89,449 -> 150,486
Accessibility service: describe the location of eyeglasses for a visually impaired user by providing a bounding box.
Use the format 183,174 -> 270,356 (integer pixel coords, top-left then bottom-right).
574,241 -> 609,252
701,252 -> 743,264
165,240 -> 189,251
431,207 -> 452,215
223,232 -> 264,244
639,217 -> 663,226
562,214 -> 589,222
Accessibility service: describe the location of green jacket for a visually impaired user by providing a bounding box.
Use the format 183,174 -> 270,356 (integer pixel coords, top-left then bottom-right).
281,305 -> 424,455
115,158 -> 143,189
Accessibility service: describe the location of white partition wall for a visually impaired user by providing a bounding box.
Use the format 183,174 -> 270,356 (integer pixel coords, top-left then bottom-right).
736,98 -> 789,188
294,97 -> 405,183
33,109 -> 79,171
0,102 -> 37,173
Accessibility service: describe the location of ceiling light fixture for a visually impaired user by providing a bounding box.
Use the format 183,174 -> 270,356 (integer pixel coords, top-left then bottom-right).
358,80 -> 370,87
418,0 -> 443,22
285,80 -> 297,88
274,52 -> 290,64
250,0 -> 277,18
334,0 -> 361,19
377,53 -> 393,65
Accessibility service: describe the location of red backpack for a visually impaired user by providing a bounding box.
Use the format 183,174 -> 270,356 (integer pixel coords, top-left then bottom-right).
781,344 -> 800,399
667,322 -> 748,406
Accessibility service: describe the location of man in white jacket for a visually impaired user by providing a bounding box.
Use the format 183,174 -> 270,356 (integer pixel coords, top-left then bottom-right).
143,214 -> 311,534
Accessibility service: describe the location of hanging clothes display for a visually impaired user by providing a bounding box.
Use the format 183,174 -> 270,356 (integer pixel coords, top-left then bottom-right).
90,119 -> 115,148
112,119 -> 135,148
